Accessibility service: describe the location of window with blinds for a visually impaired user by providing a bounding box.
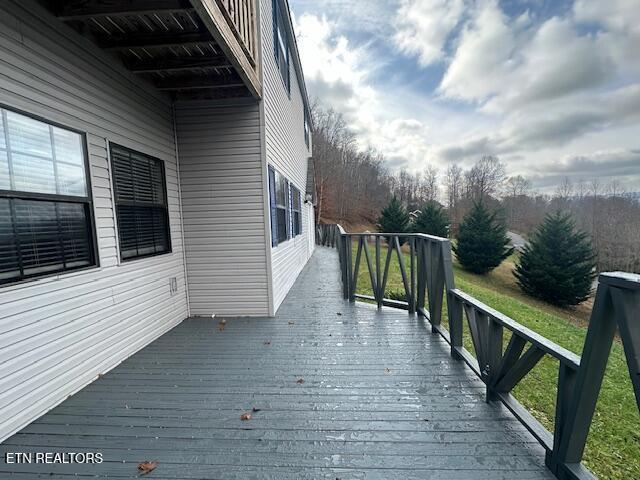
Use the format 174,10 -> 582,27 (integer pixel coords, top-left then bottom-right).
291,185 -> 302,236
110,144 -> 171,261
268,165 -> 302,247
0,107 -> 96,285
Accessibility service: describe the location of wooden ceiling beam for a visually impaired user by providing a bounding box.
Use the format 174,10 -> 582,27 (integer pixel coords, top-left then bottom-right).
129,56 -> 231,73
100,32 -> 214,50
57,1 -> 193,21
154,76 -> 244,90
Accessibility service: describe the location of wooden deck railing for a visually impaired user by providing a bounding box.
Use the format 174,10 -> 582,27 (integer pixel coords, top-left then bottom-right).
316,223 -> 640,480
217,0 -> 257,65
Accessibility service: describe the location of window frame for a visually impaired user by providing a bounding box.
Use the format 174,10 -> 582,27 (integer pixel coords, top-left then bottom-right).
303,111 -> 310,149
274,169 -> 290,244
109,143 -> 172,263
268,165 -> 304,247
0,103 -> 98,287
272,0 -> 291,95
290,184 -> 302,237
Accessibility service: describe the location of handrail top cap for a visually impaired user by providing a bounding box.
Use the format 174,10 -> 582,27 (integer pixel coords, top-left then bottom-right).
599,272 -> 640,290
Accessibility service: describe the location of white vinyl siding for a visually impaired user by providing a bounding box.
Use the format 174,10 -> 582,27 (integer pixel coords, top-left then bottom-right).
0,0 -> 188,442
175,100 -> 269,317
260,0 -> 315,311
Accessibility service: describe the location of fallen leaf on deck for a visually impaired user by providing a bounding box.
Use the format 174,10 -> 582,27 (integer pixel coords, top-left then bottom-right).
252,407 -> 262,413
240,412 -> 252,421
296,378 -> 305,384
137,461 -> 158,475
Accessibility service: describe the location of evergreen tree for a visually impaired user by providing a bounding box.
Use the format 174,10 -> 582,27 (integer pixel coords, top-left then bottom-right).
514,211 -> 595,306
453,201 -> 513,274
377,196 -> 411,245
413,201 -> 450,238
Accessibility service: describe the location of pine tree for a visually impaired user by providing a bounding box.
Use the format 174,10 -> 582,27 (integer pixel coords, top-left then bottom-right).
413,201 -> 449,238
453,201 -> 513,274
514,211 -> 595,306
377,196 -> 411,245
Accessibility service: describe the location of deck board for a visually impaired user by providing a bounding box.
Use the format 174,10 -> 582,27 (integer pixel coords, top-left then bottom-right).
0,247 -> 554,479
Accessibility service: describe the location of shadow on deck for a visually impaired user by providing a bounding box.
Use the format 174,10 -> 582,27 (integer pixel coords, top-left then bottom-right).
0,247 -> 553,479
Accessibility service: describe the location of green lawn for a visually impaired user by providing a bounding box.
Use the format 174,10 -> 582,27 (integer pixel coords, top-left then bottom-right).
351,242 -> 639,480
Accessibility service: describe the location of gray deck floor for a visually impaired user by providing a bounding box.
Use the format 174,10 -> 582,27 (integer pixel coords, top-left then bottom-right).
1,247 -> 553,479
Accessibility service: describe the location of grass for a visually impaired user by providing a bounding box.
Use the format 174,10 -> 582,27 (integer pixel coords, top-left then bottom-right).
351,241 -> 639,480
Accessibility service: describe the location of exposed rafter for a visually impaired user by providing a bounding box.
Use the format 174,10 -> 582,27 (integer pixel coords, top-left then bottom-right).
100,32 -> 213,51
56,1 -> 193,21
155,76 -> 244,90
127,56 -> 230,73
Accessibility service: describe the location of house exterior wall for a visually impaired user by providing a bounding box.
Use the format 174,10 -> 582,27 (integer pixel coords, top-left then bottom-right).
259,0 -> 315,311
0,1 -> 189,442
175,99 -> 270,317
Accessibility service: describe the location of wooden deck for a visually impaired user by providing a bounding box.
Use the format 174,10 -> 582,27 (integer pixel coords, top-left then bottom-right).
0,247 -> 553,479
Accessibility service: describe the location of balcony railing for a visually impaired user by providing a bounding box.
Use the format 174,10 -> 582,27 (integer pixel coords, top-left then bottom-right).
316,224 -> 640,480
217,0 -> 257,65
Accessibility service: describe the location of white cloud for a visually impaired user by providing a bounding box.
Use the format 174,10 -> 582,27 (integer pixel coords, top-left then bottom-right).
393,0 -> 466,66
439,1 -> 518,103
294,12 -> 435,170
291,0 -> 640,191
439,3 -> 612,112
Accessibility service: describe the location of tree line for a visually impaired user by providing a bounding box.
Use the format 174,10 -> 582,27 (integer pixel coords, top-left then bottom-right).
311,103 -> 640,274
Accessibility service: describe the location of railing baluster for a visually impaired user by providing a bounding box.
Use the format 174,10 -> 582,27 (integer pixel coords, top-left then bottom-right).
379,239 -> 394,301
394,236 -> 412,313
362,235 -> 378,301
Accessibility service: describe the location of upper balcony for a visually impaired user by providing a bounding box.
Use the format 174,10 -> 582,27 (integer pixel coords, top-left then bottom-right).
45,0 -> 261,99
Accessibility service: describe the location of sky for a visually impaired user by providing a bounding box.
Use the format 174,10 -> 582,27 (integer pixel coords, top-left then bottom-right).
288,0 -> 640,193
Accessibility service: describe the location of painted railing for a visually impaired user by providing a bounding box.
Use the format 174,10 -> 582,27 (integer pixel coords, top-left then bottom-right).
315,223 -> 640,480
218,0 -> 257,65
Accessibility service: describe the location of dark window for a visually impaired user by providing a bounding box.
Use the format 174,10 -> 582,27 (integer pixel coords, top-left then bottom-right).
304,112 -> 310,148
275,170 -> 289,243
269,166 -> 294,246
0,107 -> 96,285
291,185 -> 302,236
268,166 -> 303,245
110,144 -> 171,261
273,0 -> 290,94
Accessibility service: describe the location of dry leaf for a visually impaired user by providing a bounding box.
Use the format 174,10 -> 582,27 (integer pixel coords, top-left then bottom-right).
384,368 -> 391,374
240,412 -> 252,421
137,461 -> 158,475
296,378 -> 305,384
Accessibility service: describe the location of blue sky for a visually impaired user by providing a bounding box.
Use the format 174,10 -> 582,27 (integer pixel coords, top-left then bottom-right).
289,0 -> 640,193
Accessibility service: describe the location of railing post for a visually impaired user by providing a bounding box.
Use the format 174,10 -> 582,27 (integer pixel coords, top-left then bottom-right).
345,235 -> 354,302
553,273 -> 640,478
375,236 -> 382,308
440,240 -> 462,359
409,237 -> 416,314
485,317 -> 503,402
